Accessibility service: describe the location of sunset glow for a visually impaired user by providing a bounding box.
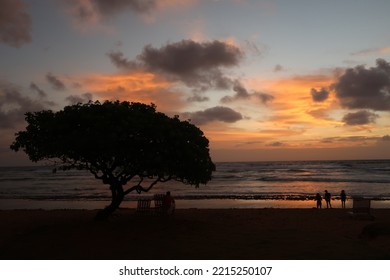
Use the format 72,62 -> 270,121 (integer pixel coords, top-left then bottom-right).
1,0 -> 390,165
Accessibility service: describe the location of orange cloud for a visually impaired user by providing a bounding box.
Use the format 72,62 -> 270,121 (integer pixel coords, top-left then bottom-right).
80,72 -> 169,92
67,71 -> 185,112
249,74 -> 339,127
379,46 -> 390,54
207,73 -> 352,151
205,130 -> 265,149
351,46 -> 390,56
205,70 -> 390,159
188,73 -> 344,152
202,123 -> 311,150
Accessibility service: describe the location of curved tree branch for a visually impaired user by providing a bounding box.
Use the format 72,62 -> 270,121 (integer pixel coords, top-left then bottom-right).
123,175 -> 168,195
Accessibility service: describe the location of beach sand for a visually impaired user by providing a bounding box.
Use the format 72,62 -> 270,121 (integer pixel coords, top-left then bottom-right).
1,208 -> 390,260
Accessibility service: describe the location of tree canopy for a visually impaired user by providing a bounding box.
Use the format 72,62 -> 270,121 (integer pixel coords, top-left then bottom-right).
11,100 -> 215,218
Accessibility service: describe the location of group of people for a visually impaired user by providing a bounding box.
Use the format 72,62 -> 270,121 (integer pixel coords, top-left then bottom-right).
315,190 -> 347,209
162,190 -> 350,212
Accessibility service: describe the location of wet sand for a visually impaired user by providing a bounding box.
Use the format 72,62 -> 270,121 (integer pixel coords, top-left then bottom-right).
1,208 -> 390,259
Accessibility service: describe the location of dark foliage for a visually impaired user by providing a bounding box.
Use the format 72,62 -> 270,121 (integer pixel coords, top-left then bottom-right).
11,101 -> 215,219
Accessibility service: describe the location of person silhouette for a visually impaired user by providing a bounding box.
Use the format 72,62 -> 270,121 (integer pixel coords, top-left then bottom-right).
340,190 -> 346,208
163,191 -> 175,215
315,193 -> 322,209
324,190 -> 332,208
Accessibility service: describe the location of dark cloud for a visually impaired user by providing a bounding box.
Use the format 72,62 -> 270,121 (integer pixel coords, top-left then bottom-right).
310,87 -> 329,102
187,93 -> 209,103
29,82 -> 47,98
107,51 -> 139,70
333,58 -> 390,111
65,93 -> 93,105
72,82 -> 82,89
342,110 -> 378,126
221,82 -> 249,102
243,40 -> 262,57
321,136 -> 376,143
308,108 -> 330,120
46,73 -> 66,91
221,81 -> 274,104
109,40 -> 243,92
267,141 -> 284,147
0,81 -> 48,129
183,106 -> 243,125
231,82 -> 251,99
235,141 -> 263,148
257,92 -> 274,104
273,64 -> 285,72
0,0 -> 32,47
219,96 -> 233,103
108,40 -> 270,104
140,40 -> 242,73
94,0 -> 156,15
66,0 -> 156,24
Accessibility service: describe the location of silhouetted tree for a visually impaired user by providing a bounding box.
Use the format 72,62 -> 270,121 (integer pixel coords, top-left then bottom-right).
10,101 -> 215,219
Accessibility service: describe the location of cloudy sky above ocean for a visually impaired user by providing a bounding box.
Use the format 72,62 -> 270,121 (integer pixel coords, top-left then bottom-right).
1,0 -> 390,164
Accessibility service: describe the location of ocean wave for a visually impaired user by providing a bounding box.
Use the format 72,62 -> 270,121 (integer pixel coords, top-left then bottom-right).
2,193 -> 390,201
287,169 -> 308,173
2,160 -> 390,204
256,176 -> 390,184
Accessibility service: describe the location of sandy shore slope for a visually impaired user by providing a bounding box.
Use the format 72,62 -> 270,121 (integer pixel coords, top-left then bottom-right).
1,208 -> 390,259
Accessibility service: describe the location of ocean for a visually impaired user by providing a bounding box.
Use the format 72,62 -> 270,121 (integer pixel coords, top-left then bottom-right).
1,159 -> 390,209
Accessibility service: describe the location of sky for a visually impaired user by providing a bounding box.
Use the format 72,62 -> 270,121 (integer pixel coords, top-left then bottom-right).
1,0 -> 390,165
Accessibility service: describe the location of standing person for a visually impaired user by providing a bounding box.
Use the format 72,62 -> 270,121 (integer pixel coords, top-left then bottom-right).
315,193 -> 322,209
163,191 -> 175,215
340,190 -> 347,208
324,190 -> 332,208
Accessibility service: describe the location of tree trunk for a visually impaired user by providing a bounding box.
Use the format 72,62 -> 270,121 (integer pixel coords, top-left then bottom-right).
95,183 -> 124,220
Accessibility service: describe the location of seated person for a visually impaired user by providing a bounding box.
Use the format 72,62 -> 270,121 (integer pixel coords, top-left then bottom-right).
162,191 -> 175,215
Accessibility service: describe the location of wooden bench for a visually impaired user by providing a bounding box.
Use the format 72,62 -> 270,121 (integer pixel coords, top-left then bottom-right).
349,198 -> 375,220
136,199 -> 151,215
153,194 -> 165,216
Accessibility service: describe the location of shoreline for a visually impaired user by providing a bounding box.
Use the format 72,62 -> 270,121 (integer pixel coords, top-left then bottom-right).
1,198 -> 390,210
1,208 -> 390,259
